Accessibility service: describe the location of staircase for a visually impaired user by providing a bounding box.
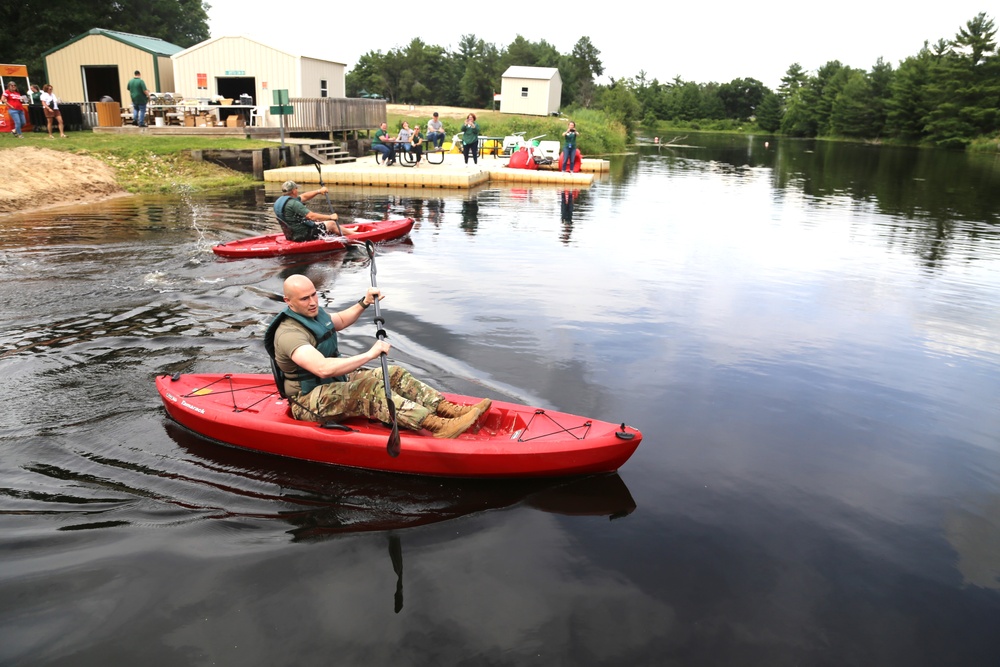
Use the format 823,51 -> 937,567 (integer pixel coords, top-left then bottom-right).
301,141 -> 355,165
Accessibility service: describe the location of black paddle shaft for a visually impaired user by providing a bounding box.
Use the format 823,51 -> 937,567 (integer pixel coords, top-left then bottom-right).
313,163 -> 345,237
366,240 -> 401,457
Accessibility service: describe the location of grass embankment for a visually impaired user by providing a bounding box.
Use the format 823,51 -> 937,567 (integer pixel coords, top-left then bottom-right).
387,107 -> 628,156
969,135 -> 1000,152
2,133 -> 273,193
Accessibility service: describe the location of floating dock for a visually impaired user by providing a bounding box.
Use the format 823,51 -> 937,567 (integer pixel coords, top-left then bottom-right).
264,153 -> 606,190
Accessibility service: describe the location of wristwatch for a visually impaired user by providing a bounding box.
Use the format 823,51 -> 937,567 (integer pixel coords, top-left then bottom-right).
358,297 -> 371,309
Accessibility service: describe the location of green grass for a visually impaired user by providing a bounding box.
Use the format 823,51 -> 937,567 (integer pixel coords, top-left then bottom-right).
2,132 -> 274,193
968,134 -> 1000,152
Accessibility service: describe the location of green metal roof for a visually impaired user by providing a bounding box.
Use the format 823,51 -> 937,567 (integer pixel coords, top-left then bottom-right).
43,28 -> 184,58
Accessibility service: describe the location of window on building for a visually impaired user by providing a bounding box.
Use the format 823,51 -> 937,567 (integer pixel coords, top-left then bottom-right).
320,79 -> 328,98
521,87 -> 529,97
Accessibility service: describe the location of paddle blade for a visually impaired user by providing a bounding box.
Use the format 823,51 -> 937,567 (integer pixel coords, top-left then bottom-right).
382,356 -> 401,457
387,425 -> 401,458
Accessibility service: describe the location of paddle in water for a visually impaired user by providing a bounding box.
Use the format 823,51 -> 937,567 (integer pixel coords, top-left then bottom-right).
314,162 -> 345,237
366,240 -> 402,457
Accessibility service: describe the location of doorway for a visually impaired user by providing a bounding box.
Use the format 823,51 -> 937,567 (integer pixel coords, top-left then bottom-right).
82,65 -> 121,103
216,77 -> 256,105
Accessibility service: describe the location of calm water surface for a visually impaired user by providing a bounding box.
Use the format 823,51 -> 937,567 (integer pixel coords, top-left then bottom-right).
2,136 -> 999,665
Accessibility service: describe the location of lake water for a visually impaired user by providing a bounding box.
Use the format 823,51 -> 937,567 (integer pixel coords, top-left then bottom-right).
2,135 -> 999,665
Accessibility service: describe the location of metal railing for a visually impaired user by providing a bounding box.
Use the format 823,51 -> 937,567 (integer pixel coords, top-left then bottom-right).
284,98 -> 386,132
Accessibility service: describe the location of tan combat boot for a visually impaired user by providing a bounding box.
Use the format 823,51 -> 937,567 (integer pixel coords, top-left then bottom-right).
421,409 -> 482,439
437,398 -> 492,419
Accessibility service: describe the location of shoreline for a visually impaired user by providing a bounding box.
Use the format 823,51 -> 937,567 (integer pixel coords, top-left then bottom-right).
0,146 -> 125,215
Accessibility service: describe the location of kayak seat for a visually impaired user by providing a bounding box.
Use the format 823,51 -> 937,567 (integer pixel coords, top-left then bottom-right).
275,216 -> 295,241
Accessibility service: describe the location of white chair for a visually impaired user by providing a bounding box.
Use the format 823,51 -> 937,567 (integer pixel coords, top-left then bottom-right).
536,140 -> 561,161
501,134 -> 525,155
250,106 -> 267,127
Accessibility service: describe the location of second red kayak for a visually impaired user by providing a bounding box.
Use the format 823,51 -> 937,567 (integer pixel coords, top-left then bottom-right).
213,218 -> 414,258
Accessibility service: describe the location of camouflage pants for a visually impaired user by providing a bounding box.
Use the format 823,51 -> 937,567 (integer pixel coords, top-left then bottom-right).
291,365 -> 443,431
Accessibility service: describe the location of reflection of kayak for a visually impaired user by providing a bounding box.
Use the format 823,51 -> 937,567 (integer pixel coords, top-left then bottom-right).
157,373 -> 642,478
165,420 -> 636,538
212,218 -> 414,258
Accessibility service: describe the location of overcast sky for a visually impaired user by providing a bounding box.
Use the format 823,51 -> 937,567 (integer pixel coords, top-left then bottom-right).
207,2 -> 992,90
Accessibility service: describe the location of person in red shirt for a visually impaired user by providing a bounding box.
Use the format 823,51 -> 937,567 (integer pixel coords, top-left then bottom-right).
1,82 -> 27,138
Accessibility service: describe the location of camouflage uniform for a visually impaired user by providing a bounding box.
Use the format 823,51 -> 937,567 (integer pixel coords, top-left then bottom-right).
291,364 -> 443,430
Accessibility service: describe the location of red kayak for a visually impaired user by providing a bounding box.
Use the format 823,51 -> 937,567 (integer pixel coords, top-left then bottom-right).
212,218 -> 414,258
156,373 -> 642,478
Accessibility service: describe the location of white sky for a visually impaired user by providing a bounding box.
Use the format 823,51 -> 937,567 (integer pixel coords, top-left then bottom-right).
207,2 -> 991,90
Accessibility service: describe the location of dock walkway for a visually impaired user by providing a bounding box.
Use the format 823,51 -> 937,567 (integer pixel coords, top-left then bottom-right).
264,153 -> 606,190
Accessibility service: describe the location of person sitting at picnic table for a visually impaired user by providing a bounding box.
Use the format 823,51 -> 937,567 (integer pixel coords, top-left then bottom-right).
426,112 -> 445,149
372,122 -> 396,166
410,125 -> 424,166
273,181 -> 359,242
396,121 -> 413,152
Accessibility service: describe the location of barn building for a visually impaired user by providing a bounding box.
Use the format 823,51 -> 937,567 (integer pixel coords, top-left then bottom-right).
41,29 -> 183,103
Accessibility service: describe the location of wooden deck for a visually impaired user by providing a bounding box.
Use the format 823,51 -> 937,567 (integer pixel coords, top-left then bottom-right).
91,98 -> 385,137
92,125 -> 285,138
265,153 -> 606,190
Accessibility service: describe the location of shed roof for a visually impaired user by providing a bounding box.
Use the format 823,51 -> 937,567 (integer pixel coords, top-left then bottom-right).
43,28 -> 184,58
502,66 -> 560,80
173,35 -> 346,66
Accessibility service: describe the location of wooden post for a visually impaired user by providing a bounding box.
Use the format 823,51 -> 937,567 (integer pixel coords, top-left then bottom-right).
253,150 -> 263,180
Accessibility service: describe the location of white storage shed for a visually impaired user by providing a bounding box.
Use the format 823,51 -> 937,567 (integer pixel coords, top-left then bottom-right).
171,36 -> 347,126
499,66 -> 562,116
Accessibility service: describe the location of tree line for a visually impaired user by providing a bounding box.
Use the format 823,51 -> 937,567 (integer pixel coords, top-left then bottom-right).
0,0 -> 210,78
346,35 -> 605,110
4,3 -> 995,148
349,13 -> 998,148
636,12 -> 998,148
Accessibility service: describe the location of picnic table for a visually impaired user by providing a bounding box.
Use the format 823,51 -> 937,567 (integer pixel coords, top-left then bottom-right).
478,136 -> 504,157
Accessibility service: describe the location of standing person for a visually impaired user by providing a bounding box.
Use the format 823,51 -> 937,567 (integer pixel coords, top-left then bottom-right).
273,180 -> 358,242
39,85 -> 66,138
266,274 -> 491,437
29,84 -> 42,105
460,113 -> 480,166
426,111 -> 445,148
410,125 -> 424,166
1,82 -> 27,138
127,71 -> 150,128
562,121 -> 580,172
372,121 -> 396,166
